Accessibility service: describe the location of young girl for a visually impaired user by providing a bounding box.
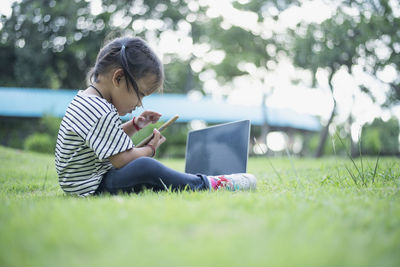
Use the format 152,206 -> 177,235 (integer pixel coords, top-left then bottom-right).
55,36 -> 256,197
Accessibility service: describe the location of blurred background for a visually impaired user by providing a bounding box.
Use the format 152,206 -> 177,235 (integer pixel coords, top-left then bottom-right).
0,0 -> 399,158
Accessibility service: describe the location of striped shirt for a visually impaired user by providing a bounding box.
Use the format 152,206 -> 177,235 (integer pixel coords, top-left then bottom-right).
55,91 -> 134,196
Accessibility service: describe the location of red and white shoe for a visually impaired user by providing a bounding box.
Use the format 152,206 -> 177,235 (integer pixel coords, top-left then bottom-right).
208,173 -> 257,191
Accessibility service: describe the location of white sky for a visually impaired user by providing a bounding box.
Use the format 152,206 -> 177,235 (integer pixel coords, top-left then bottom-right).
1,0 -> 399,128
0,0 -> 15,17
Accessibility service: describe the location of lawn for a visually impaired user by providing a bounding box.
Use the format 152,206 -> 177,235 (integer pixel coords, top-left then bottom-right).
0,145 -> 399,267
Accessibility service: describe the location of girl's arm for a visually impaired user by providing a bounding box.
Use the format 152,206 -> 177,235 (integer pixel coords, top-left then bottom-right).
122,111 -> 162,137
109,146 -> 153,169
109,129 -> 165,169
122,119 -> 138,137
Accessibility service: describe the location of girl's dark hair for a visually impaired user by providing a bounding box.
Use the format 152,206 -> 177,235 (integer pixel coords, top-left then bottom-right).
88,36 -> 164,97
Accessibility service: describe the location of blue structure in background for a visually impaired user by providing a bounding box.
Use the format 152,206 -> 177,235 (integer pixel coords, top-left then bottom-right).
0,87 -> 320,132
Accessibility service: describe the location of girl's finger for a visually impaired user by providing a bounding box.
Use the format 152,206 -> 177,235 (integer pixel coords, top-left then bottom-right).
152,129 -> 161,141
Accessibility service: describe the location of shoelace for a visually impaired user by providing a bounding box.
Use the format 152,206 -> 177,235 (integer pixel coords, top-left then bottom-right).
215,176 -> 232,190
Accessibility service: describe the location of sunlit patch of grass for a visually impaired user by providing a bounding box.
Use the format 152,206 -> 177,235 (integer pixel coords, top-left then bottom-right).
0,146 -> 399,267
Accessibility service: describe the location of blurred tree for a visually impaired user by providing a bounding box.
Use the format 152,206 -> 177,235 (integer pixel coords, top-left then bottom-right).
290,14 -> 358,157
301,125 -> 350,157
163,58 -> 200,93
193,0 -> 299,84
0,0 -> 110,89
0,0 -> 204,91
346,0 -> 400,105
99,0 -> 206,92
289,0 -> 400,157
0,0 -> 300,93
361,117 -> 399,155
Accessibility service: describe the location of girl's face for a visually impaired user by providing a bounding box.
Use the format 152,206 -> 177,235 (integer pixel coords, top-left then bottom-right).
111,71 -> 158,116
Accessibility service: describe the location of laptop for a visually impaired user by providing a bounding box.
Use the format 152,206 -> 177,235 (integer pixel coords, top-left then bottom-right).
185,120 -> 251,176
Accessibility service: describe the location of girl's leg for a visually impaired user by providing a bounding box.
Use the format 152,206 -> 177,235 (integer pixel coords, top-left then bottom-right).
96,157 -> 210,194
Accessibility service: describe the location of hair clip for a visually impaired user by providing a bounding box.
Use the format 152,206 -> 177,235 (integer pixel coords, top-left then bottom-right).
121,44 -> 126,51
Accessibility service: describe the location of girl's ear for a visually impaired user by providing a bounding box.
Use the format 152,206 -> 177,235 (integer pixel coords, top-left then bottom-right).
112,68 -> 125,87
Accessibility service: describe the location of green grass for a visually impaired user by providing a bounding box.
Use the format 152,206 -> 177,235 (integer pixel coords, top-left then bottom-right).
0,146 -> 399,267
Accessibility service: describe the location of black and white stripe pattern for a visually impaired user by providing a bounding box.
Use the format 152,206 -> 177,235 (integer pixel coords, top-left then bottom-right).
55,91 -> 134,196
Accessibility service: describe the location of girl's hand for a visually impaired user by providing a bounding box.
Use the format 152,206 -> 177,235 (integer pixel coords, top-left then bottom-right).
148,129 -> 166,150
135,111 -> 162,129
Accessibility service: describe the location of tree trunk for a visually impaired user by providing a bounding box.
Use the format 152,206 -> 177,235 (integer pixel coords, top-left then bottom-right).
315,106 -> 336,157
184,64 -> 193,93
315,71 -> 336,158
349,115 -> 358,158
261,93 -> 270,144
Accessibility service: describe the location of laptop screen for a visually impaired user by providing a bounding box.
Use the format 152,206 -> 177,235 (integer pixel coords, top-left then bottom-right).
185,120 -> 250,176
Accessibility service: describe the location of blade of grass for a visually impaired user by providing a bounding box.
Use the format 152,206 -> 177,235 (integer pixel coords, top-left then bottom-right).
159,177 -> 170,192
331,132 -> 342,181
285,146 -> 303,188
344,165 -> 358,185
320,175 -> 332,185
336,132 -> 363,185
42,165 -> 49,190
357,131 -> 366,186
285,147 -> 299,179
253,137 -> 283,182
372,152 -> 380,184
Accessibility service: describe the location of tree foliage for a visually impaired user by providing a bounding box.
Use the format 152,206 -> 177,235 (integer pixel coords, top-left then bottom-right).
1,0 -> 399,157
289,0 -> 400,156
361,117 -> 399,155
0,0 -> 299,91
0,0 -> 204,90
0,0 -> 110,89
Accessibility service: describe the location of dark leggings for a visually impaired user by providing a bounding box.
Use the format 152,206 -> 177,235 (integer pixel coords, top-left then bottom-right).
96,157 -> 210,194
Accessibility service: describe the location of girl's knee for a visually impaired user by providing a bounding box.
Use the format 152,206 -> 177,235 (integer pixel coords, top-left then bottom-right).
133,156 -> 158,168
131,157 -> 163,175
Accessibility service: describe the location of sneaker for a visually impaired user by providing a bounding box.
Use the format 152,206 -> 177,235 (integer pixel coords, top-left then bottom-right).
207,173 -> 257,191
